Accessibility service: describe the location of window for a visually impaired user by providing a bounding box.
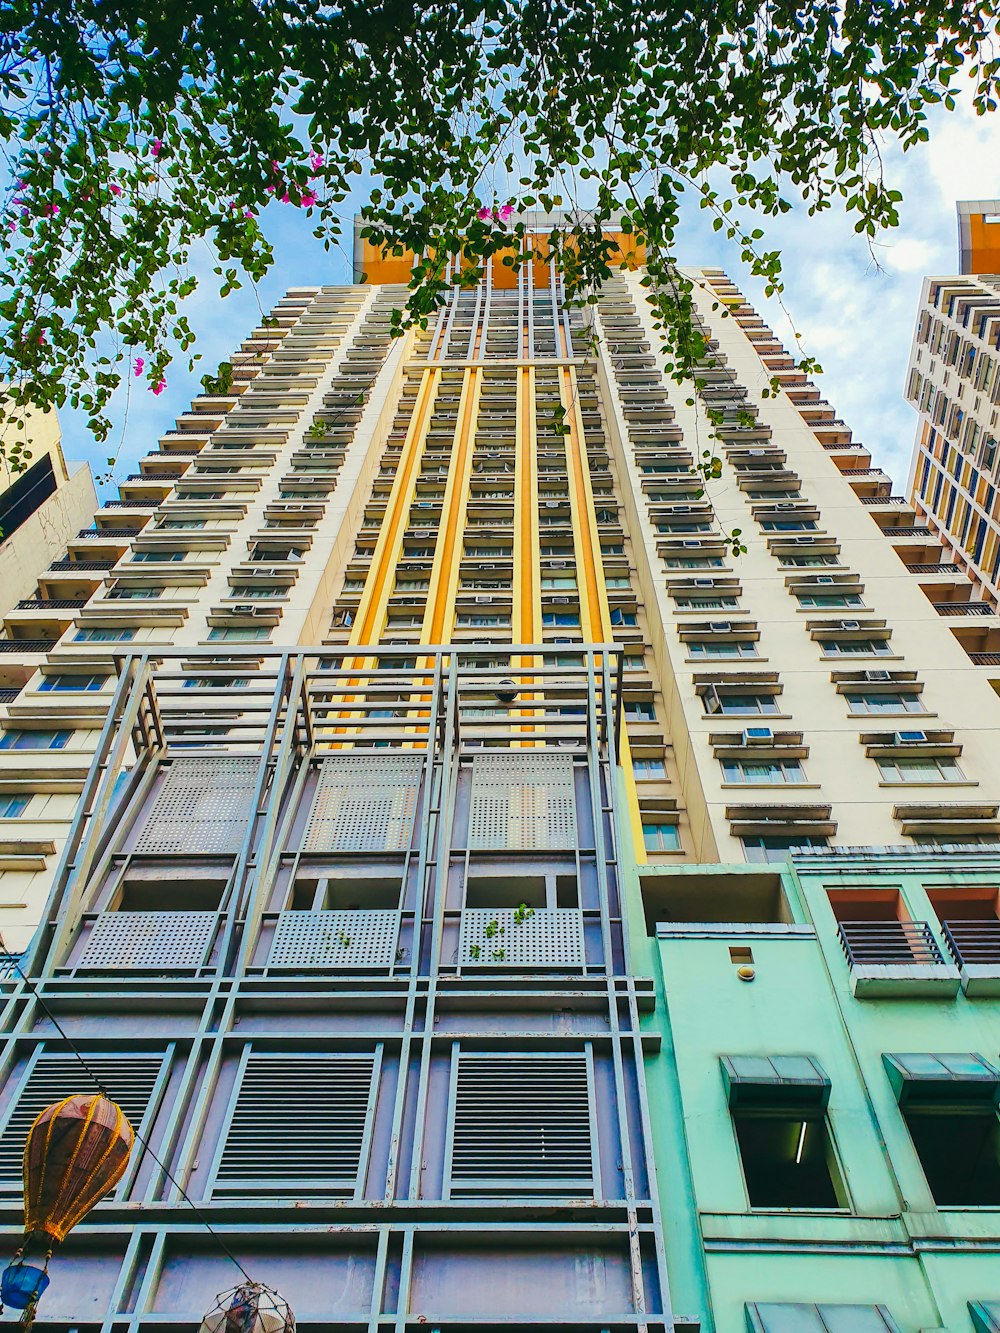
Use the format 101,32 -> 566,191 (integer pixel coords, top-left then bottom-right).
130,550 -> 186,562
778,554 -> 840,568
38,674 -> 107,692
877,756 -> 964,783
541,576 -> 577,589
761,519 -> 818,531
845,692 -> 924,715
74,627 -> 136,642
609,608 -> 637,626
183,677 -> 251,690
207,627 -> 270,642
0,729 -> 70,751
229,585 -> 284,599
542,612 -> 580,627
688,640 -> 758,658
643,822 -> 681,852
663,556 -> 725,569
722,759 -> 806,784
722,1055 -> 845,1209
742,834 -> 829,864
796,593 -> 864,608
707,692 -> 780,716
822,639 -> 892,657
675,596 -> 740,611
625,701 -> 656,721
604,576 -> 631,588
884,1052 -> 1000,1206
107,586 -> 163,599
633,757 -> 667,779
0,795 -> 29,818
158,517 -> 205,529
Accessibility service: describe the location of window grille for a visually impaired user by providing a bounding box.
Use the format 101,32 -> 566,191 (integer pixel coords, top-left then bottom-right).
468,753 -> 577,850
448,1051 -> 595,1196
0,1053 -> 164,1185
138,757 -> 260,855
213,1051 -> 379,1196
301,755 -> 422,852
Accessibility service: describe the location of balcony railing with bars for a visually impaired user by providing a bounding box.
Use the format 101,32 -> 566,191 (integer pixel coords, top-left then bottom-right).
837,919 -> 944,966
941,919 -> 1000,967
934,602 -> 995,617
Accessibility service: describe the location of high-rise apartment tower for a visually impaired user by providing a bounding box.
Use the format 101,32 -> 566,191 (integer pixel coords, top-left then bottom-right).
1,216 -> 1000,1332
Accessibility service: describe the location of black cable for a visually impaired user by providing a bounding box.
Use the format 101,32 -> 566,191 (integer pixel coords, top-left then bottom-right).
1,948 -> 253,1284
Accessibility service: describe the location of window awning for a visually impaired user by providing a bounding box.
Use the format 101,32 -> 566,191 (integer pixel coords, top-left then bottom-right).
721,1055 -> 830,1111
882,1052 -> 1000,1108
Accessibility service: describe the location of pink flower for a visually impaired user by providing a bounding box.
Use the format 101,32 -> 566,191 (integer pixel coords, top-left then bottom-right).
37,330 -> 46,345
244,209 -> 255,220
265,184 -> 275,194
46,203 -> 59,216
133,357 -> 145,376
110,184 -> 122,197
497,204 -> 514,221
476,206 -> 491,221
151,138 -> 162,158
280,191 -> 290,203
300,191 -> 317,208
6,221 -> 15,232
309,150 -> 324,171
151,380 -> 166,395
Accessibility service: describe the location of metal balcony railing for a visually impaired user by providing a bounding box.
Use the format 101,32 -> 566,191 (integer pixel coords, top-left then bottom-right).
0,639 -> 57,652
942,919 -> 1000,968
15,598 -> 87,610
48,558 -> 116,571
881,526 -> 932,538
906,563 -> 961,574
76,526 -> 142,538
969,653 -> 1000,665
837,919 -> 944,967
934,602 -> 995,617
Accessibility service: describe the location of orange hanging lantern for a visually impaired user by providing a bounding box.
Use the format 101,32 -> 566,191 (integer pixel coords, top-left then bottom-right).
1,1093 -> 134,1327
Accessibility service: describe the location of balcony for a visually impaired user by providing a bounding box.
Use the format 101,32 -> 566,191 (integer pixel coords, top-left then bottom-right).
934,602 -> 995,618
837,919 -> 960,997
262,909 -> 403,972
70,910 -> 221,975
458,908 -> 585,969
942,919 -> 1000,996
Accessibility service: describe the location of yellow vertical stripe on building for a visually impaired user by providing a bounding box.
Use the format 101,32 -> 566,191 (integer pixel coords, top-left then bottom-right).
558,365 -> 647,863
513,366 -> 543,738
348,366 -> 441,650
422,368 -> 481,645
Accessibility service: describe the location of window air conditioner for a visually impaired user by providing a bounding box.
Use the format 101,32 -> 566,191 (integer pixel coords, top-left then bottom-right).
693,578 -> 714,588
474,595 -> 493,605
865,669 -> 892,682
743,726 -> 774,745
816,576 -> 835,585
895,730 -> 928,745
231,604 -> 257,614
841,621 -> 861,631
710,621 -> 731,633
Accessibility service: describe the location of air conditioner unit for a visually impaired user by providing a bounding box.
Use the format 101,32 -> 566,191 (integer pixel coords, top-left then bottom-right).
682,540 -> 702,548
815,576 -> 835,585
841,620 -> 861,631
710,621 -> 731,633
793,536 -> 815,545
865,669 -> 892,682
749,448 -> 765,456
552,596 -> 570,605
546,500 -> 561,508
743,726 -> 774,745
231,604 -> 257,614
693,578 -> 714,588
551,560 -> 567,569
895,730 -> 928,745
673,504 -> 694,514
474,595 -> 493,605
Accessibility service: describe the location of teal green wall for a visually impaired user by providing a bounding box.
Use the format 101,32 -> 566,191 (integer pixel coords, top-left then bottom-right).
642,850 -> 1000,1333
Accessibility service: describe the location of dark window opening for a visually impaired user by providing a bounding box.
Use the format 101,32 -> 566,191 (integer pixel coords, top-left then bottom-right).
904,1108 -> 1000,1206
734,1112 -> 844,1209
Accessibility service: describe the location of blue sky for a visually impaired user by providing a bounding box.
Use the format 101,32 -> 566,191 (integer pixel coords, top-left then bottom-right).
67,93 -> 1000,498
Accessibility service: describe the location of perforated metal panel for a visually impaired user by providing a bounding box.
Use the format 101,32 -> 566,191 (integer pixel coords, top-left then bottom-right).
214,1053 -> 377,1195
268,910 -> 400,970
78,911 -> 217,971
138,758 -> 259,855
459,908 -> 584,967
0,1054 -> 163,1183
450,1053 -> 593,1196
468,753 -> 577,850
302,755 -> 421,852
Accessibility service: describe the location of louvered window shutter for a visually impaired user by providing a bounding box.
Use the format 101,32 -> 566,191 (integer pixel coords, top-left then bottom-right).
301,756 -> 421,852
0,1054 -> 164,1185
138,758 -> 259,855
213,1052 -> 378,1196
449,1052 -> 594,1196
468,754 -> 577,850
